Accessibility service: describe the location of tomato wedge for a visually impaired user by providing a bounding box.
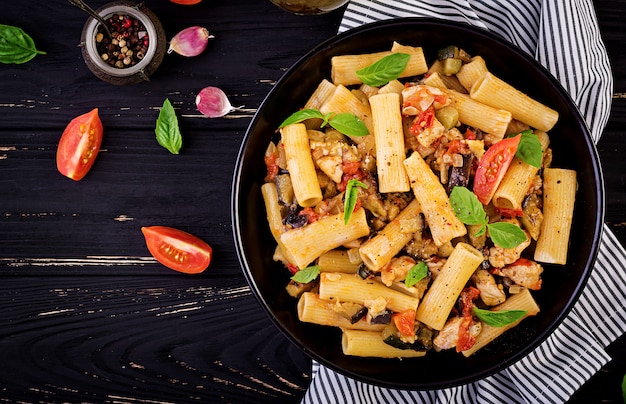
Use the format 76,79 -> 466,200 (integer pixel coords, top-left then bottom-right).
473,134 -> 521,205
56,108 -> 103,181
392,309 -> 416,337
141,226 -> 212,274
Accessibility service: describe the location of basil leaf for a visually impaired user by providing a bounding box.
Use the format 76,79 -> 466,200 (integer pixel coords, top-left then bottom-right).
622,374 -> 626,404
279,109 -> 326,128
405,261 -> 428,288
0,24 -> 46,64
328,113 -> 369,137
516,130 -> 542,168
356,53 -> 410,87
487,221 -> 527,248
155,98 -> 182,154
291,265 -> 320,283
473,307 -> 527,327
450,186 -> 488,226
344,179 -> 368,224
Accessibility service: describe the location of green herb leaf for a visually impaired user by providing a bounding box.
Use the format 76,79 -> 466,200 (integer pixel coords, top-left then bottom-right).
328,113 -> 369,137
0,24 -> 46,64
450,186 -> 488,226
291,265 -> 321,283
487,221 -> 527,249
356,53 -> 411,87
155,98 -> 182,154
344,179 -> 368,224
279,109 -> 326,128
405,261 -> 428,288
515,130 -> 542,168
473,307 -> 527,327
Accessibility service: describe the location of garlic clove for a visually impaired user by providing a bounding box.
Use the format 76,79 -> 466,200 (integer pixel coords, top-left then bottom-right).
196,86 -> 233,118
168,26 -> 214,57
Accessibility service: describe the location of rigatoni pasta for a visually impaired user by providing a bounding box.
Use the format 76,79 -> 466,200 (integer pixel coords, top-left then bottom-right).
261,41 -> 575,360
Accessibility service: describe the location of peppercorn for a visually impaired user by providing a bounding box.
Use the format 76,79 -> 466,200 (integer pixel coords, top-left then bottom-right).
96,13 -> 149,69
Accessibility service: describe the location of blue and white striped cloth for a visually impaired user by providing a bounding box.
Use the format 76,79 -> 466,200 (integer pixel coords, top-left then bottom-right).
302,1 -> 626,403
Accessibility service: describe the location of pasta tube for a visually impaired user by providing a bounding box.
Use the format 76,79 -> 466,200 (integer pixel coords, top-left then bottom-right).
281,123 -> 323,208
415,243 -> 483,330
342,329 -> 426,358
280,208 -> 370,269
318,272 -> 420,313
370,93 -> 410,193
470,72 -> 559,132
534,168 -> 577,265
462,288 -> 540,356
403,152 -> 467,246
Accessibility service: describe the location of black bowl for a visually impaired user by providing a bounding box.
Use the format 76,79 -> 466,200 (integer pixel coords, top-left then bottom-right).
232,18 -> 604,390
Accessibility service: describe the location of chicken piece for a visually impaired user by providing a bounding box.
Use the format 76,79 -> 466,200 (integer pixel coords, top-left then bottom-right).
433,316 -> 482,351
380,256 -> 416,286
493,258 -> 543,290
488,229 -> 531,268
472,269 -> 506,306
401,84 -> 450,115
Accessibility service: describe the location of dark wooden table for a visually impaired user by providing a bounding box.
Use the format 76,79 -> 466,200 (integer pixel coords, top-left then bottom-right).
0,1 -> 623,402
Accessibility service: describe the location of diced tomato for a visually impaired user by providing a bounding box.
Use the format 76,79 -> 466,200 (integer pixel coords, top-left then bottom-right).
141,226 -> 212,274
464,128 -> 477,140
286,263 -> 299,275
495,206 -> 524,218
444,139 -> 468,156
456,316 -> 476,352
342,161 -> 361,176
510,257 -> 534,267
459,286 -> 480,317
392,309 -> 416,337
338,169 -> 366,192
299,207 -> 319,224
56,108 -> 103,181
409,106 -> 435,136
473,134 -> 521,205
264,152 -> 279,182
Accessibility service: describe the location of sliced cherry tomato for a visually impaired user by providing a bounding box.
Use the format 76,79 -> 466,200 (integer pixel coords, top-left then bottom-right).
56,108 -> 103,181
392,309 -> 416,337
409,106 -> 435,136
141,226 -> 212,274
473,134 -> 521,205
456,316 -> 476,352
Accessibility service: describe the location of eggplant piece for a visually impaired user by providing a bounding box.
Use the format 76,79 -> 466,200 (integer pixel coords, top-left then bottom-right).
370,310 -> 392,324
350,307 -> 368,324
283,206 -> 308,228
447,153 -> 474,193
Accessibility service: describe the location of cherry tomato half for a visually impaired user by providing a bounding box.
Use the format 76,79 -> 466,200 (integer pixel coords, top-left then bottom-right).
473,134 -> 521,205
56,108 -> 103,181
392,309 -> 416,337
141,226 -> 212,274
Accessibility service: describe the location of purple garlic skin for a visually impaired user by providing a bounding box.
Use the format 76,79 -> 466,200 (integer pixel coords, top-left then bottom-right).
168,26 -> 213,57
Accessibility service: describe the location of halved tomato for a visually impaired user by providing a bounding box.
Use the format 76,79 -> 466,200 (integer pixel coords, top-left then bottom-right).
141,226 -> 212,274
392,309 -> 416,337
473,134 -> 521,205
56,108 -> 103,181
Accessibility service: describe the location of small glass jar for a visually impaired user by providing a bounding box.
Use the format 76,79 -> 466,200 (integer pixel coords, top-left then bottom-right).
80,1 -> 166,85
269,0 -> 349,15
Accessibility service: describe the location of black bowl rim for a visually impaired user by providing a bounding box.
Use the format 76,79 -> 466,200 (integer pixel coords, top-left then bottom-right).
231,17 -> 604,390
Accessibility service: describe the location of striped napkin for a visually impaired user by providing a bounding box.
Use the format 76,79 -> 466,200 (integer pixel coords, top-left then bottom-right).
302,1 -> 626,403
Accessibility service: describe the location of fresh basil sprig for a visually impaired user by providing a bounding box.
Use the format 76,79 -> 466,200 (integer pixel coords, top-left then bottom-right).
356,53 -> 410,87
155,98 -> 183,154
450,186 -> 527,248
291,265 -> 320,283
510,129 -> 542,168
405,261 -> 428,288
473,307 -> 527,327
279,108 -> 368,137
0,24 -> 46,64
344,179 -> 368,224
